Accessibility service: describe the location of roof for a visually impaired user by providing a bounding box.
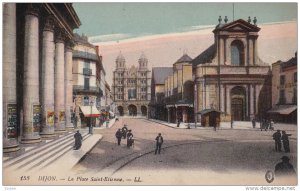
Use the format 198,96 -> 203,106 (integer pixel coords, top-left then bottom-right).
175,54 -> 193,64
268,105 -> 297,115
192,44 -> 216,66
73,33 -> 94,47
281,54 -> 297,70
152,67 -> 173,84
213,19 -> 260,33
197,109 -> 220,115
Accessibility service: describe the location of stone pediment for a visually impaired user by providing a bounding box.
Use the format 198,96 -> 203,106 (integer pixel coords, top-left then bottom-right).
214,19 -> 260,33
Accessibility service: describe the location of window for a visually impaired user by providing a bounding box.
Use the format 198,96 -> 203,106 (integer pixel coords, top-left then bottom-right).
280,75 -> 285,86
141,87 -> 147,92
84,61 -> 90,69
118,80 -> 122,85
84,77 -> 90,90
141,95 -> 146,100
83,96 -> 89,106
117,95 -> 123,100
231,40 -> 244,66
128,89 -> 136,100
117,87 -> 123,93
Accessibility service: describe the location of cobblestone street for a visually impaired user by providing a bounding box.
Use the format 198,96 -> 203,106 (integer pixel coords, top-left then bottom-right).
73,117 -> 297,185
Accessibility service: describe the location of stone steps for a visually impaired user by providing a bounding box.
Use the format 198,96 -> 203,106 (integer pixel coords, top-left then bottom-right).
3,130 -> 90,173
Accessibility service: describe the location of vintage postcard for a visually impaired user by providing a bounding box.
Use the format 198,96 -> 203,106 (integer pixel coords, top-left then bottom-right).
2,2 -> 298,189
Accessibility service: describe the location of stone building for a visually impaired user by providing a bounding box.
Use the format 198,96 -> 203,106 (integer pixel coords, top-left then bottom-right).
149,67 -> 173,121
3,3 -> 81,152
112,53 -> 151,116
268,53 -> 297,123
163,54 -> 195,123
193,17 -> 271,126
72,34 -> 103,128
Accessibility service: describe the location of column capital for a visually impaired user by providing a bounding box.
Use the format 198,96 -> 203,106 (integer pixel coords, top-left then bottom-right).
65,40 -> 75,51
42,15 -> 55,32
25,4 -> 40,17
55,29 -> 67,43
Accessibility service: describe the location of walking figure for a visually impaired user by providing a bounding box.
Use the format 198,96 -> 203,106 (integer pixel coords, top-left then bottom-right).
231,118 -> 233,129
126,130 -> 134,148
115,128 -> 123,146
155,133 -> 164,155
275,156 -> 296,177
122,124 -> 128,139
281,131 -> 291,153
269,119 -> 274,131
74,130 -> 83,150
177,119 -> 180,127
272,130 -> 282,152
252,118 -> 256,128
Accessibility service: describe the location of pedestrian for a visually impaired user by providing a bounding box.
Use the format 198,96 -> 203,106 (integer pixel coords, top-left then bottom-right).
122,124 -> 128,139
272,130 -> 282,152
115,128 -> 123,146
252,118 -> 256,128
281,131 -> 291,153
275,156 -> 296,177
74,130 -> 83,150
127,130 -> 134,148
269,119 -> 274,131
264,119 -> 268,131
177,118 -> 180,127
231,118 -> 233,129
155,133 -> 164,155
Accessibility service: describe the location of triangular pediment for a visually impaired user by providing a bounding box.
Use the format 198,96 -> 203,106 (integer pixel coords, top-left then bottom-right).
214,19 -> 260,33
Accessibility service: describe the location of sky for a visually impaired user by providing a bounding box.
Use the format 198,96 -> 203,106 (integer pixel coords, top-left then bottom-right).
73,3 -> 297,43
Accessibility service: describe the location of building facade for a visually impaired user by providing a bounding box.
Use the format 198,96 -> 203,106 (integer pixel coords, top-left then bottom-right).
3,3 -> 81,152
268,53 -> 297,123
72,34 -> 103,128
149,67 -> 173,121
112,53 -> 151,116
163,54 -> 195,123
193,18 -> 272,126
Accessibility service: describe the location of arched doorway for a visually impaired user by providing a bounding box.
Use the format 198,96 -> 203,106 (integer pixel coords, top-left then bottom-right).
141,105 -> 147,116
117,106 -> 124,116
231,86 -> 246,121
128,104 -> 137,116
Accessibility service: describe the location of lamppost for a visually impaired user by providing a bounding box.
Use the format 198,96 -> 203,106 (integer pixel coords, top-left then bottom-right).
89,99 -> 94,134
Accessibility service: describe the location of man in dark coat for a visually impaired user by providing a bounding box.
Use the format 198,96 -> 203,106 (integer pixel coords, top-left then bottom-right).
272,130 -> 282,152
281,131 -> 291,153
275,156 -> 296,177
252,118 -> 256,128
115,128 -> 123,146
126,130 -> 134,148
155,133 -> 164,155
74,130 -> 83,150
122,125 -> 128,139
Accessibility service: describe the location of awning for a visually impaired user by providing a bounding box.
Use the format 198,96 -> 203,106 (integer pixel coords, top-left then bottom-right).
80,106 -> 101,117
268,105 -> 297,115
175,99 -> 193,107
197,109 -> 220,115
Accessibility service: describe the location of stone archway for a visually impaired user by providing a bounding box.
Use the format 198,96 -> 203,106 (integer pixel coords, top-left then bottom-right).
117,106 -> 124,116
141,105 -> 147,116
128,104 -> 137,116
231,86 -> 246,121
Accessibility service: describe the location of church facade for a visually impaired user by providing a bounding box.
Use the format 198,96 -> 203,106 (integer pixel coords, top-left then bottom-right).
193,18 -> 272,125
112,53 -> 151,116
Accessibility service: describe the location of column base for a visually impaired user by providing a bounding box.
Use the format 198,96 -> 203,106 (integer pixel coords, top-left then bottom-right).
3,138 -> 20,153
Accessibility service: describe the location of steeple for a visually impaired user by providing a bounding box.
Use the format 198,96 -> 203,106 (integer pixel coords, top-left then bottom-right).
116,51 -> 125,69
138,52 -> 148,69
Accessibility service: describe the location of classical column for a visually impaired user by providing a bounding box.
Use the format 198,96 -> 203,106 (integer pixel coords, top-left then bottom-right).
226,86 -> 231,115
3,3 -> 20,152
249,84 -> 255,119
253,37 -> 258,65
64,41 -> 74,129
21,5 -> 41,143
219,37 -> 224,64
54,30 -> 66,132
40,16 -> 55,137
248,38 -> 254,66
255,85 -> 263,114
220,84 -> 225,113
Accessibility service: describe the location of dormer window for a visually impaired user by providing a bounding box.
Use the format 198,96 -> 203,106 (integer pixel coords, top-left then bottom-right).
231,40 -> 244,66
